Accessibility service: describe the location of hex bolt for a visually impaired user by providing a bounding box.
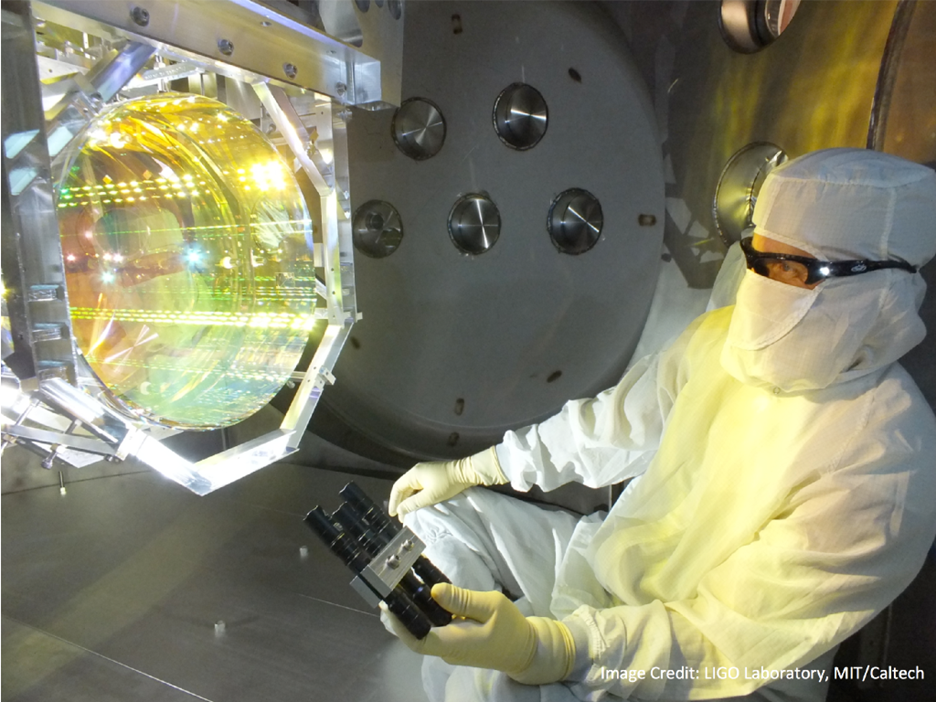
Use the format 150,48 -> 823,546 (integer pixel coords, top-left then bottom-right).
385,554 -> 401,569
335,82 -> 348,96
283,62 -> 298,79
130,6 -> 150,27
217,38 -> 234,56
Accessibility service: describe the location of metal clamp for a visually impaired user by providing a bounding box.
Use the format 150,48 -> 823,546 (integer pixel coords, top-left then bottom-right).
354,527 -> 425,599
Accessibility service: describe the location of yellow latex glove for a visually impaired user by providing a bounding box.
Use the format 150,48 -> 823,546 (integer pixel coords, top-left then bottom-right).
388,447 -> 507,518
380,583 -> 575,685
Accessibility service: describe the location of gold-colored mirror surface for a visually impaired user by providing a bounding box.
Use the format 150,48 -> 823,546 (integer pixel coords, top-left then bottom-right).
56,93 -> 317,429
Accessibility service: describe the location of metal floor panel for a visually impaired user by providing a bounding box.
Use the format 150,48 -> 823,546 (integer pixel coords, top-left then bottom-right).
2,466 -> 430,702
2,617 -> 205,702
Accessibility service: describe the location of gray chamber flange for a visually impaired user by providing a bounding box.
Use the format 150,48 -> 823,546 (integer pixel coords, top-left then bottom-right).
548,189 -> 604,254
392,97 -> 446,161
448,193 -> 501,255
492,83 -> 548,150
352,200 -> 404,258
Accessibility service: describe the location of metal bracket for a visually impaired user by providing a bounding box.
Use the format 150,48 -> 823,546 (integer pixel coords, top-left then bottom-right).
349,527 -> 426,607
358,527 -> 425,598
34,0 -> 403,107
2,0 -> 370,495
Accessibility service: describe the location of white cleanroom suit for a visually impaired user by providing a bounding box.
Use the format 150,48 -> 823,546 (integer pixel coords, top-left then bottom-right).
385,149 -> 936,702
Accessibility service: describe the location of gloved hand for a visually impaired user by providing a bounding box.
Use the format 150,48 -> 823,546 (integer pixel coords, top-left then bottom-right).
380,583 -> 575,685
388,447 -> 507,518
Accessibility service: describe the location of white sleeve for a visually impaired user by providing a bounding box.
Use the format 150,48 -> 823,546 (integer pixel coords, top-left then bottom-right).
495,321 -> 694,492
561,414 -> 936,700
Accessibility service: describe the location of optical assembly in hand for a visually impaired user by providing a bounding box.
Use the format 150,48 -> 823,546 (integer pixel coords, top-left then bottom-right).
305,481 -> 452,639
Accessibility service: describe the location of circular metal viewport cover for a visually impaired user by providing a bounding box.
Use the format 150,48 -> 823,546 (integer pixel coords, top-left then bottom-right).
392,97 -> 446,161
492,83 -> 548,150
448,193 -> 501,255
712,142 -> 787,246
353,200 -> 404,258
547,189 -> 604,254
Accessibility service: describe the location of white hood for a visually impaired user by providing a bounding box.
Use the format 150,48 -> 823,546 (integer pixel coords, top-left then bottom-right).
722,148 -> 936,392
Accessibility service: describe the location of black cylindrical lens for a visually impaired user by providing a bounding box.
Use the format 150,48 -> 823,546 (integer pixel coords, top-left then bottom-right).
339,483 -> 452,587
305,507 -> 370,573
332,504 -> 451,626
382,588 -> 432,639
400,571 -> 452,626
304,507 -> 435,638
332,503 -> 382,555
340,482 -> 402,535
412,556 -> 451,587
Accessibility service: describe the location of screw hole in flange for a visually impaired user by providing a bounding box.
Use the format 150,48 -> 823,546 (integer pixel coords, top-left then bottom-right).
638,214 -> 657,227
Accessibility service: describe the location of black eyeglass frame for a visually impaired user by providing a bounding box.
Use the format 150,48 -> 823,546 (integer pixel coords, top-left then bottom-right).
739,237 -> 917,285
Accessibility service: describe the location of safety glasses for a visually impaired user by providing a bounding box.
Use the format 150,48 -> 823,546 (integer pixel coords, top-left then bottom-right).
739,237 -> 917,286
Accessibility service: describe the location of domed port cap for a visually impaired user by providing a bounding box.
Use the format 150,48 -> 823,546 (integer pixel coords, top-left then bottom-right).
448,193 -> 501,255
547,189 -> 603,254
392,97 -> 446,161
353,200 -> 404,258
492,83 -> 548,150
713,142 -> 787,245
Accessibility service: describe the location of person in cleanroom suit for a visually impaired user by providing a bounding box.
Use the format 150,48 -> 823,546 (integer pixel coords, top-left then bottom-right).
380,148 -> 936,702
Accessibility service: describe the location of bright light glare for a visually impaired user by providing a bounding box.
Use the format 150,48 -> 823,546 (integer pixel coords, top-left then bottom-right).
250,161 -> 287,192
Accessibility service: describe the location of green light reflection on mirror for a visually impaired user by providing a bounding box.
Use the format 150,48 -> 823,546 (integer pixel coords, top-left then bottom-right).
57,93 -> 318,429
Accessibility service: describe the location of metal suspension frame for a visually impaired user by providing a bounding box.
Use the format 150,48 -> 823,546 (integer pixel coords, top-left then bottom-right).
1,0 -> 403,494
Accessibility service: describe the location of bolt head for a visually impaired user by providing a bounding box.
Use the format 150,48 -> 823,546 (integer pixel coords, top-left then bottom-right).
130,6 -> 150,26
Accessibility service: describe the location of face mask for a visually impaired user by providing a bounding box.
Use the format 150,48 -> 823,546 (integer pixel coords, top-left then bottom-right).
725,270 -> 819,351
721,270 -> 882,393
